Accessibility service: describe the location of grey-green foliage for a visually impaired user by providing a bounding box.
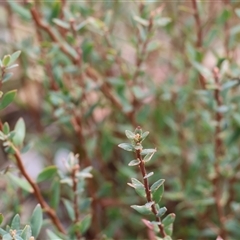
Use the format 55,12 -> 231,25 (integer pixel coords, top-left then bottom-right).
0,204 -> 42,240
119,127 -> 175,239
0,51 -> 21,110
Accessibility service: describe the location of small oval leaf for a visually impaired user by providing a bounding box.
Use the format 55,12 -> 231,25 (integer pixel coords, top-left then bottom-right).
125,130 -> 135,139
30,204 -> 43,237
13,118 -> 26,147
9,51 -> 21,65
141,149 -> 156,155
0,213 -> 3,225
128,159 -> 140,166
2,55 -> 11,66
20,225 -> 32,240
150,179 -> 165,192
36,166 -> 57,183
144,172 -> 154,179
118,143 -> 134,152
8,173 -> 33,193
11,214 -> 20,230
0,90 -> 17,110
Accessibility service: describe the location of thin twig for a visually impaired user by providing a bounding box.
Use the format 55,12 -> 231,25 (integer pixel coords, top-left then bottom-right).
135,148 -> 166,238
212,67 -> 227,240
0,121 -> 66,234
29,7 -> 81,65
13,146 -> 66,234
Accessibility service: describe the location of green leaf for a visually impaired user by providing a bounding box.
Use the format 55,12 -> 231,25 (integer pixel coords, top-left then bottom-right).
156,207 -> 167,217
30,204 -> 43,237
118,143 -> 135,152
162,213 -> 176,227
8,1 -> 31,20
63,199 -> 74,221
0,228 -> 7,236
128,178 -> 146,198
131,202 -> 153,215
8,51 -> 21,66
150,179 -> 165,192
2,233 -> 13,240
50,177 -> 60,209
2,73 -> 13,83
2,55 -> 11,67
144,172 -> 154,179
5,64 -> 19,70
11,214 -> 20,230
143,150 -> 156,162
20,225 -> 32,240
13,118 -> 26,147
152,183 -> 164,204
53,18 -> 70,29
2,123 -> 10,135
36,166 -> 57,183
133,16 -> 149,26
0,213 -> 3,225
191,61 -> 212,80
162,213 -> 176,236
46,229 -> 63,240
222,80 -> 239,91
155,17 -> 171,26
125,130 -> 135,139
0,90 -> 17,110
141,131 -> 149,142
128,159 -> 140,166
8,173 -> 33,193
79,214 -> 92,234
141,149 -> 156,155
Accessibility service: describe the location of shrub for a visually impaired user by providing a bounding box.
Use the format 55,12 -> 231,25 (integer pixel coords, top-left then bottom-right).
1,1 -> 240,239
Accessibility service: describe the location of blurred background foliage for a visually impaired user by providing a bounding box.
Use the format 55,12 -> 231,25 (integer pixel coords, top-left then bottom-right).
1,0 -> 240,239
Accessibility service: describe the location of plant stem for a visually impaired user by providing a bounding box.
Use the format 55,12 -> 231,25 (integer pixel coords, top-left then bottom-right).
191,0 -> 206,89
135,149 -> 166,238
0,120 -> 66,235
14,147 -> 66,234
212,67 -> 227,239
71,164 -> 81,240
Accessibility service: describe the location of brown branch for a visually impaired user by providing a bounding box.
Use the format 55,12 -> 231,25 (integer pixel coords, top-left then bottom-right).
212,67 -> 227,240
12,147 -> 66,234
29,7 -> 81,65
0,119 -> 67,236
135,148 -> 166,238
222,0 -> 230,59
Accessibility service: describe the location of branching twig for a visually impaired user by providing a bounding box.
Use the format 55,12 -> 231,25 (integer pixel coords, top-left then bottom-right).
29,6 -> 81,65
0,122 -> 66,234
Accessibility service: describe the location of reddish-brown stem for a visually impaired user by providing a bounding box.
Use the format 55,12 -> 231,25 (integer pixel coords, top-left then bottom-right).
191,0 -> 202,48
29,6 -> 81,65
0,121 -> 65,234
13,146 -> 66,234
212,67 -> 227,240
71,164 -> 81,240
222,0 -> 230,59
191,0 -> 206,89
135,149 -> 166,238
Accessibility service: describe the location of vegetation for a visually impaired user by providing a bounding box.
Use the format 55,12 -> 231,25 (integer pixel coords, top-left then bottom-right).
1,1 -> 240,239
